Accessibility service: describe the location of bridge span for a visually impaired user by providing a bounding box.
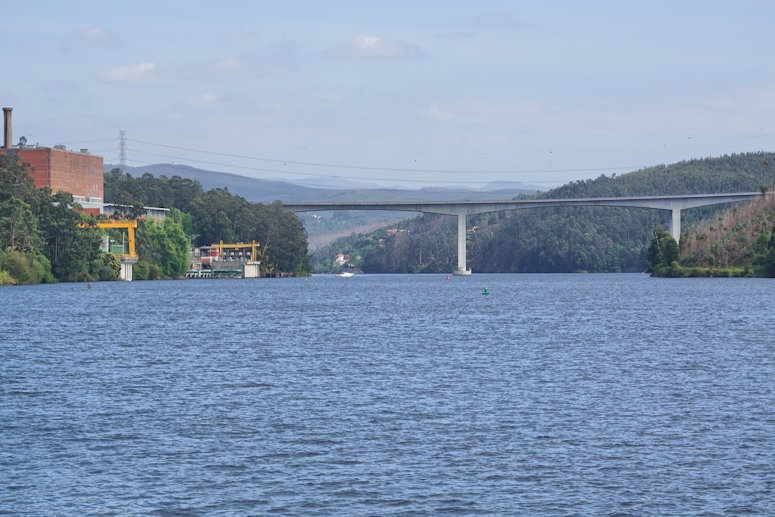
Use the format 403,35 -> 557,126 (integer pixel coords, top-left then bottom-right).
284,192 -> 763,275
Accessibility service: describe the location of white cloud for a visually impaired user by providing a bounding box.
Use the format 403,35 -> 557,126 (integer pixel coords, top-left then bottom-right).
101,62 -> 159,84
105,46 -> 297,87
216,41 -> 301,78
181,49 -> 295,82
160,57 -> 248,84
329,35 -> 426,60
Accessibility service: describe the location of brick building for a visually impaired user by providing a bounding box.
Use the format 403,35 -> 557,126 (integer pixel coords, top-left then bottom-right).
2,107 -> 104,213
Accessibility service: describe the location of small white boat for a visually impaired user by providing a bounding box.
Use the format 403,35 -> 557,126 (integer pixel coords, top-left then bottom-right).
337,272 -> 354,277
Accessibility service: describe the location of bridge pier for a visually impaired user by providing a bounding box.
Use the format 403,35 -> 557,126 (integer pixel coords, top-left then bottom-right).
454,213 -> 471,275
670,208 -> 681,243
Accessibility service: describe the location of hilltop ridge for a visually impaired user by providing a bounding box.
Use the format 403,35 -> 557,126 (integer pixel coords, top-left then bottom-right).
104,163 -> 543,203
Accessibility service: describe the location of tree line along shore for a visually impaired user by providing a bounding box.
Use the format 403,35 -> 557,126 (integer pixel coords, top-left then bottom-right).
3,152 -> 775,284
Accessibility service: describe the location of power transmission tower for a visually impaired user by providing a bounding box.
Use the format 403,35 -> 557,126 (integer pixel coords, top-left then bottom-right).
118,129 -> 127,174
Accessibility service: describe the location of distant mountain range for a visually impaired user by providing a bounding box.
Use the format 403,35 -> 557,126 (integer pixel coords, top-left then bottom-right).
105,163 -> 543,203
104,162 -> 544,248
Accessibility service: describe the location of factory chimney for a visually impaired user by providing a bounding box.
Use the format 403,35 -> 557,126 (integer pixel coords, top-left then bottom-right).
2,107 -> 11,149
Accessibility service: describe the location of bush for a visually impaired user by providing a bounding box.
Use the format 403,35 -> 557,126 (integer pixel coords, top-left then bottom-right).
147,263 -> 163,280
33,254 -> 56,284
0,250 -> 54,284
133,260 -> 149,280
646,228 -> 679,272
132,260 -> 162,281
92,253 -> 121,281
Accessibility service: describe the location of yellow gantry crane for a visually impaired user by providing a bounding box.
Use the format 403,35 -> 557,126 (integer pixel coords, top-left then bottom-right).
211,240 -> 260,261
82,220 -> 139,260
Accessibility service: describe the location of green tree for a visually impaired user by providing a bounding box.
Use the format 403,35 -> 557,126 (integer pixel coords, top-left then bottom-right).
158,209 -> 191,277
37,190 -> 102,281
0,197 -> 40,252
104,170 -> 322,277
0,154 -> 37,200
0,155 -> 42,254
188,188 -> 247,245
762,227 -> 775,277
646,227 -> 680,272
90,252 -> 122,281
0,154 -> 83,283
136,209 -> 190,278
251,202 -> 311,274
0,249 -> 53,284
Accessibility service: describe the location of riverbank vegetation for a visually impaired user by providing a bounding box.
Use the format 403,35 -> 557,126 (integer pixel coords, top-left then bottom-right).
1,154 -> 108,285
1,157 -> 311,285
313,152 -> 775,274
648,192 -> 775,277
104,169 -> 311,277
6,150 -> 775,282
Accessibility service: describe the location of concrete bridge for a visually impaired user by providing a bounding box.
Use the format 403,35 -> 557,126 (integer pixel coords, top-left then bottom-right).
284,192 -> 763,275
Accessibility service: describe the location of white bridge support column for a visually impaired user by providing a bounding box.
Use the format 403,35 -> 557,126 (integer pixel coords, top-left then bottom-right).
670,208 -> 681,243
457,213 -> 467,274
119,262 -> 133,281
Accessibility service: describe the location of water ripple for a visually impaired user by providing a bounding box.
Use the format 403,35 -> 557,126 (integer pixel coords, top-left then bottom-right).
1,275 -> 774,515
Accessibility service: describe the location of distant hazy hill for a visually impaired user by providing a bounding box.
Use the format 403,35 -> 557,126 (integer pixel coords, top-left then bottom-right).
104,163 -> 543,247
106,163 -> 325,202
105,163 -> 542,203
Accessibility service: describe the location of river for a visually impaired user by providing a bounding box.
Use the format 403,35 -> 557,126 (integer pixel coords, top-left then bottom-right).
1,274 -> 773,515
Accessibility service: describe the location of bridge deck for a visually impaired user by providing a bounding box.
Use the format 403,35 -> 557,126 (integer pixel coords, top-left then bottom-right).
283,192 -> 761,215
284,192 -> 765,274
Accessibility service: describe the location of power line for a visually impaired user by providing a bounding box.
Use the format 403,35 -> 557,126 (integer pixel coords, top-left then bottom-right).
120,153 -> 578,186
125,137 -> 635,175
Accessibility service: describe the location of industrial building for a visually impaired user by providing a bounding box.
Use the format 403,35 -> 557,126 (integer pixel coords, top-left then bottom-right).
1,107 -> 104,214
2,107 -> 194,282
2,107 -> 134,277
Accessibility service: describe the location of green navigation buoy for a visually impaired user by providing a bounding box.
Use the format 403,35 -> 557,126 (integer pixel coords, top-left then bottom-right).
483,286 -> 489,295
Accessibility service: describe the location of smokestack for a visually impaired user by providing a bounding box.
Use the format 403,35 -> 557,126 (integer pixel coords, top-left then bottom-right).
2,107 -> 11,149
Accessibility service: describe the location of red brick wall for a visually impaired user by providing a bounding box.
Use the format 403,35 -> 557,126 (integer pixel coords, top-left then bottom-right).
6,149 -> 50,189
48,148 -> 103,201
3,148 -> 104,201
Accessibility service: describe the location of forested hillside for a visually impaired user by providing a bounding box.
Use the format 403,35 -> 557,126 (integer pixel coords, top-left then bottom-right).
544,153 -> 774,199
680,193 -> 775,273
643,193 -> 775,277
313,152 -> 775,274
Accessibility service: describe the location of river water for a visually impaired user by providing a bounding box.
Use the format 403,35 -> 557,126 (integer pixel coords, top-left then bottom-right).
1,274 -> 774,515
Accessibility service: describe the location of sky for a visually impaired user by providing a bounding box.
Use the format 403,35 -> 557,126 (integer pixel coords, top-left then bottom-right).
2,0 -> 774,189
